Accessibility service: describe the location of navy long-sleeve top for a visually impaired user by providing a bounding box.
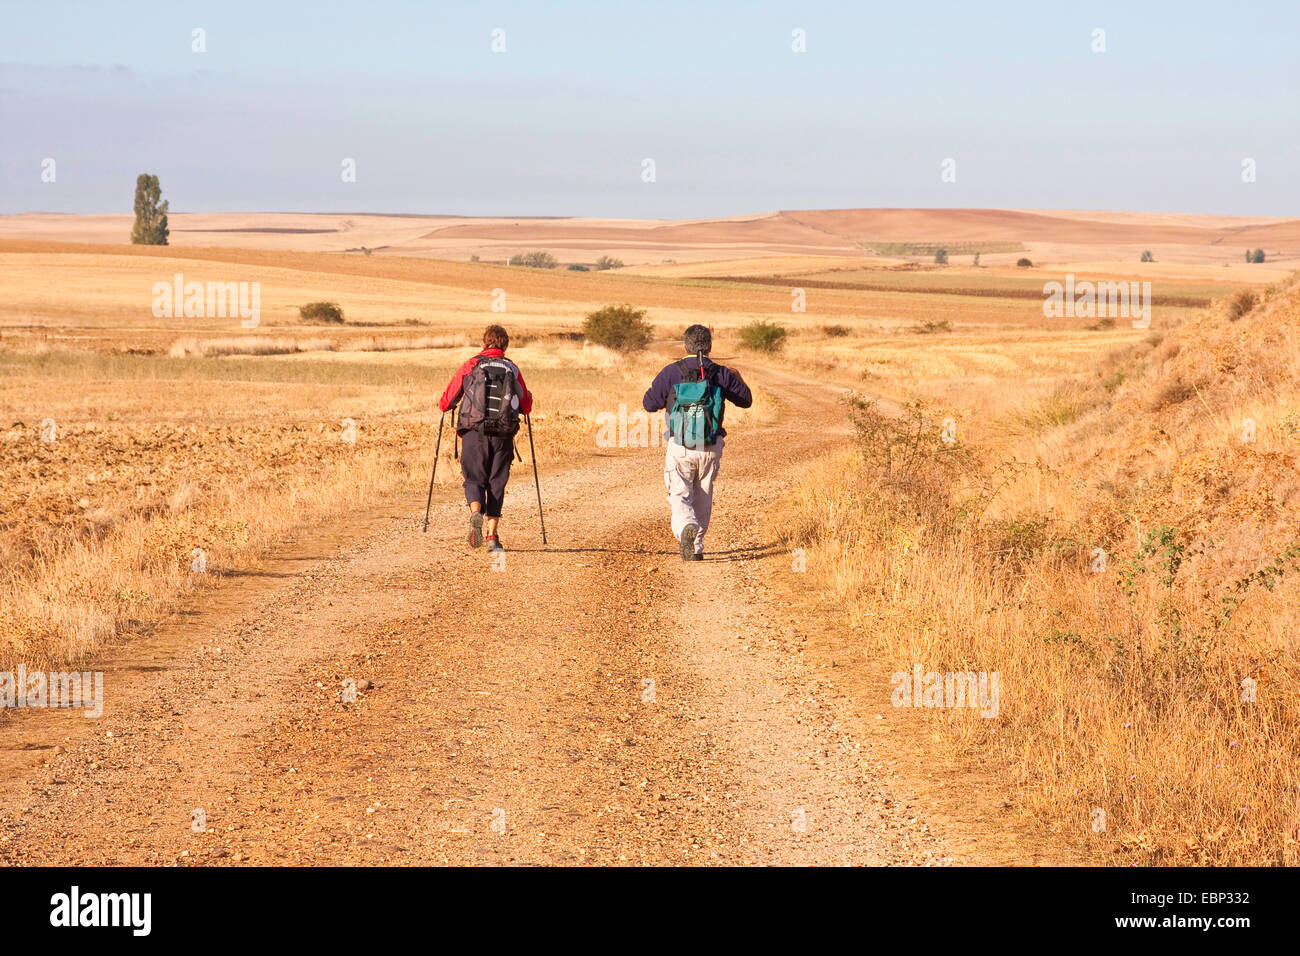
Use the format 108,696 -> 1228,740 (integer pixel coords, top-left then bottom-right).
642,355 -> 752,438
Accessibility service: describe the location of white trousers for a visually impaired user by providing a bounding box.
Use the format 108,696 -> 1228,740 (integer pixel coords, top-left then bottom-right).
663,437 -> 723,554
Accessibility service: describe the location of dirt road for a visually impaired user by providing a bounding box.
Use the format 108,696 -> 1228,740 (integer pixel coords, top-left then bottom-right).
0,358 -> 966,866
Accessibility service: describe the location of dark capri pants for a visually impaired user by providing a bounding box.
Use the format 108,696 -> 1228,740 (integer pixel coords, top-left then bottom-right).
460,429 -> 514,518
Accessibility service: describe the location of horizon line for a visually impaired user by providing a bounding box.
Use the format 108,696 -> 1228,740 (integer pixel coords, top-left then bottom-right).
4,205 -> 1299,223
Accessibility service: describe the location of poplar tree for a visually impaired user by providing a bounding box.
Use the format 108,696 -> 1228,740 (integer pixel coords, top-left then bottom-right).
131,173 -> 169,245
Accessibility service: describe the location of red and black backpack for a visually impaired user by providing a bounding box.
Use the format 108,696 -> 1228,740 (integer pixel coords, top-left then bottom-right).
457,356 -> 522,437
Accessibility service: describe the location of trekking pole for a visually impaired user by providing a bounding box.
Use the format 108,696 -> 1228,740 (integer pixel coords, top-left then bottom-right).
525,414 -> 547,545
422,409 -> 446,533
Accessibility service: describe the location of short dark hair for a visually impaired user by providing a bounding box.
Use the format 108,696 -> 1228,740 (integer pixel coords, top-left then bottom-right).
483,324 -> 509,350
683,324 -> 712,355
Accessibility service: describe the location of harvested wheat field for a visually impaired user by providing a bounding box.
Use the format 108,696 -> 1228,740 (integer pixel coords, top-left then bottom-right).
0,225 -> 1292,871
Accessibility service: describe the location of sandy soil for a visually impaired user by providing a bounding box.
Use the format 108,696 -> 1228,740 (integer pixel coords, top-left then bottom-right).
0,356 -> 1066,866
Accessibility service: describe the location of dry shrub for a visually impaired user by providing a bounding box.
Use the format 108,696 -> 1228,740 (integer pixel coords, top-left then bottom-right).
845,396 -> 983,532
910,319 -> 952,334
1149,377 -> 1199,411
1226,289 -> 1257,322
299,301 -> 344,323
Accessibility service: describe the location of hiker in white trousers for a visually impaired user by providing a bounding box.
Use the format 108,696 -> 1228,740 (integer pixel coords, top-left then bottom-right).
664,437 -> 723,557
642,325 -> 753,561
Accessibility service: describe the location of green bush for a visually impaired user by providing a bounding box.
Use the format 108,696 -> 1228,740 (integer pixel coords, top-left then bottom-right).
1141,250 -> 1154,262
823,324 -> 850,337
738,320 -> 788,352
299,301 -> 345,323
1247,248 -> 1266,264
581,304 -> 653,352
934,248 -> 949,265
568,263 -> 590,271
509,251 -> 557,269
1016,257 -> 1033,268
594,255 -> 624,271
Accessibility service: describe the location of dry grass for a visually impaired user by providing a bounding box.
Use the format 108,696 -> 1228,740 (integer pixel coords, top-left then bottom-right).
167,332 -> 471,358
775,277 -> 1300,864
0,434 -> 425,666
169,336 -> 334,357
0,337 -> 666,671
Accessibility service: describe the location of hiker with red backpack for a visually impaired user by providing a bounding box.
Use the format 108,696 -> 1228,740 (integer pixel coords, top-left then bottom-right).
439,324 -> 533,553
642,325 -> 752,561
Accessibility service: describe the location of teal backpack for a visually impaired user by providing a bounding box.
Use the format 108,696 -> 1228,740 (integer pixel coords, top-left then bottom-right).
668,353 -> 724,449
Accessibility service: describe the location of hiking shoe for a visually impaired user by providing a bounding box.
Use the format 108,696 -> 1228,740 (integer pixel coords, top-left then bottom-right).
468,511 -> 484,549
679,523 -> 698,561
486,535 -> 504,554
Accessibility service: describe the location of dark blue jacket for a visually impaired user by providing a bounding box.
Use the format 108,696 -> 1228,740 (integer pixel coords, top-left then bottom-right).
642,356 -> 752,439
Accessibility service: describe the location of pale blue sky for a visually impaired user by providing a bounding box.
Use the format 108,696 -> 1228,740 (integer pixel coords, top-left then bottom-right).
2,0 -> 1297,217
